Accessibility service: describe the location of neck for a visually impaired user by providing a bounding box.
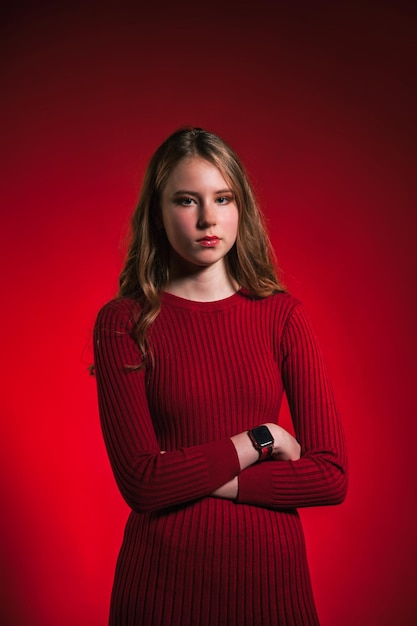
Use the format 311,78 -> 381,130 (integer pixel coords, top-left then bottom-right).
164,258 -> 239,302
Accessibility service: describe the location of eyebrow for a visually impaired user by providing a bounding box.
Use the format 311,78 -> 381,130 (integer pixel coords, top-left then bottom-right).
172,188 -> 233,196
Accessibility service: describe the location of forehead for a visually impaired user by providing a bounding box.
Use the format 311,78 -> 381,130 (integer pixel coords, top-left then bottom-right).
163,157 -> 230,191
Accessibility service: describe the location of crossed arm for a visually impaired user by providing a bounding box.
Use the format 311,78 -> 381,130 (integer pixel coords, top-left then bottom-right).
210,423 -> 301,499
94,299 -> 347,514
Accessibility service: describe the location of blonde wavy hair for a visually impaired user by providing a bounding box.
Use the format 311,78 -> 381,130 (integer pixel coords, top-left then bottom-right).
119,126 -> 284,364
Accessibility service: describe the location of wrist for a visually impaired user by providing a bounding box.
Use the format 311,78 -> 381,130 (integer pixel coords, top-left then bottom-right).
211,476 -> 238,500
247,425 -> 275,461
230,431 -> 260,470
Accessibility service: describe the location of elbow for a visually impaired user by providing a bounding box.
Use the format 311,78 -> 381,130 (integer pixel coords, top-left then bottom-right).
329,471 -> 348,505
323,462 -> 348,506
120,488 -> 171,514
117,477 -> 166,514
114,459 -> 187,514
307,448 -> 349,506
301,453 -> 348,507
122,492 -> 158,514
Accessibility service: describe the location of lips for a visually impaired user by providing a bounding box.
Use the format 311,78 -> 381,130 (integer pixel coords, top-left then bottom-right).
197,236 -> 220,247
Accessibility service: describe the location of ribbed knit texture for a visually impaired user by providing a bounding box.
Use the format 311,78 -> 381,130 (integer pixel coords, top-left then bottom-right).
94,289 -> 348,626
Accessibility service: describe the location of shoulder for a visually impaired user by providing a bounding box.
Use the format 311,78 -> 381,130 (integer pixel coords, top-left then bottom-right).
94,296 -> 142,334
257,290 -> 320,344
272,294 -> 323,358
237,290 -> 306,351
244,289 -> 302,321
268,290 -> 302,313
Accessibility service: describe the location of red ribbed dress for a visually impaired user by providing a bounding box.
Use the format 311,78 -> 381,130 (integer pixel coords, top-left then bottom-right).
93,289 -> 347,626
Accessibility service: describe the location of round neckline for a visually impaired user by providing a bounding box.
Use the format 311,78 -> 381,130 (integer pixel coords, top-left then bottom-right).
161,288 -> 250,312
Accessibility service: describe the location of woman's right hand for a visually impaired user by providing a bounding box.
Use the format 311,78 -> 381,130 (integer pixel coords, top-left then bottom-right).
264,423 -> 301,462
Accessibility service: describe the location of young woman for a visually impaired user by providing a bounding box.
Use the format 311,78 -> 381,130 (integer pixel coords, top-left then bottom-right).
93,126 -> 348,625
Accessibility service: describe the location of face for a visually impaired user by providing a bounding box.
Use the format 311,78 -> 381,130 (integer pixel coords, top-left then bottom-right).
160,157 -> 239,273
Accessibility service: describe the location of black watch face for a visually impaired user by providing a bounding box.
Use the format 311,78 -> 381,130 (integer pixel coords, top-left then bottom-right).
253,425 -> 274,447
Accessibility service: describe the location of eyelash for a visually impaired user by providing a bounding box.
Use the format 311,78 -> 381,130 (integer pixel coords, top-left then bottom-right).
217,196 -> 231,205
176,196 -> 232,206
177,197 -> 196,206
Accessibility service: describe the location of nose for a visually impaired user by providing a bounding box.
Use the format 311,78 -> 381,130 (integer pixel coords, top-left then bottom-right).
197,201 -> 217,229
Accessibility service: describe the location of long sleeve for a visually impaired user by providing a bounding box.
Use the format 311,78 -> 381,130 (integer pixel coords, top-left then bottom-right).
236,302 -> 348,509
98,291 -> 333,625
94,299 -> 241,513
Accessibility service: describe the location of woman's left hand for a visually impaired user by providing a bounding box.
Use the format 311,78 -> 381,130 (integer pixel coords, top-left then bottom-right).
211,424 -> 301,500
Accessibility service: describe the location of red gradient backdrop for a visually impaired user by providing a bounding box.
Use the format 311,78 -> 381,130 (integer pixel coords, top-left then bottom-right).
1,1 -> 416,624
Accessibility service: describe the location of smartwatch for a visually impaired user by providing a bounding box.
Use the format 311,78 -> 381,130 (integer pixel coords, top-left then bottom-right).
247,425 -> 274,460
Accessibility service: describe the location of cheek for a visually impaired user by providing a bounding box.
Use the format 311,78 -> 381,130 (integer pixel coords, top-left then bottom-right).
164,213 -> 193,241
225,208 -> 239,235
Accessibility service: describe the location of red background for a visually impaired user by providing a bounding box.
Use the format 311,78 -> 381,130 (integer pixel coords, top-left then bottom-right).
1,1 -> 416,624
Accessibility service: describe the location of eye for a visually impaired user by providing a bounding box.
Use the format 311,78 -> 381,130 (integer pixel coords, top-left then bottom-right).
216,196 -> 232,205
176,197 -> 197,206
